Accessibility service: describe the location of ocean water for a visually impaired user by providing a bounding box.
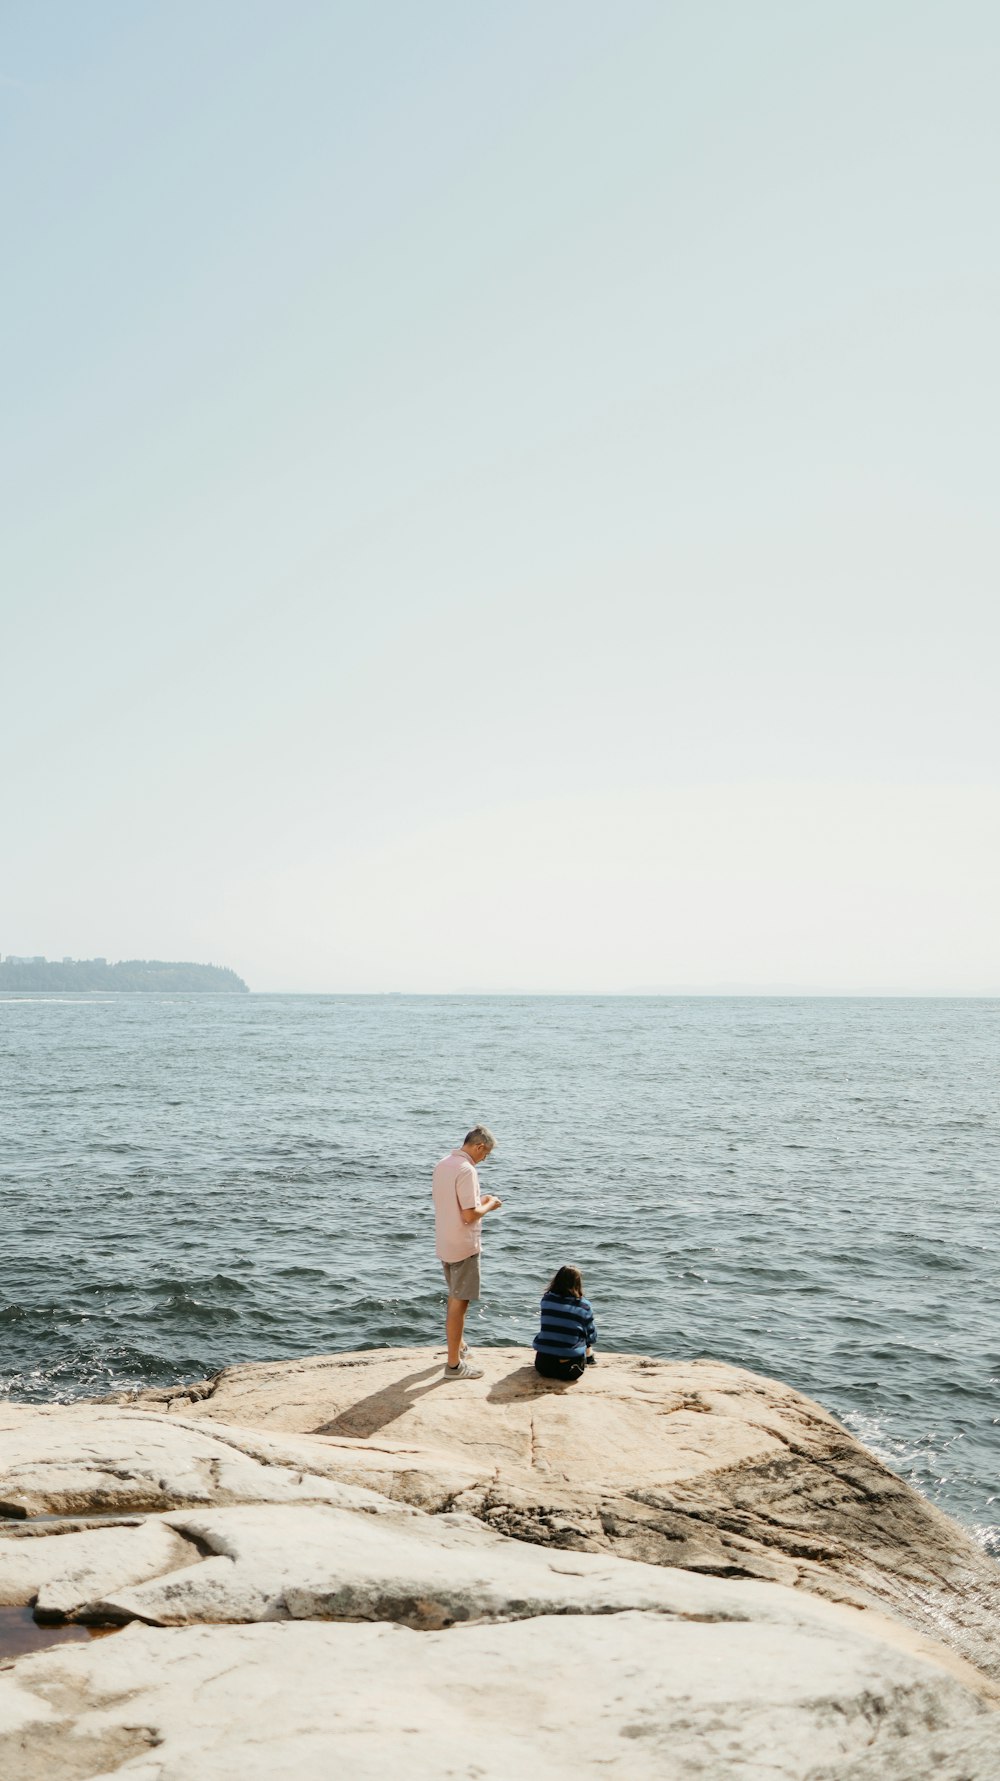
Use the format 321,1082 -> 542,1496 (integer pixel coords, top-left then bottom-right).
2,994 -> 997,1551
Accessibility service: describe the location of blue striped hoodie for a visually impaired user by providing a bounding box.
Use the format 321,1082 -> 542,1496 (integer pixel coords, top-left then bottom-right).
532,1291 -> 597,1360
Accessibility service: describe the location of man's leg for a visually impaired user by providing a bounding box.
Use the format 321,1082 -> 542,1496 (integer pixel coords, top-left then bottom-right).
446,1295 -> 468,1368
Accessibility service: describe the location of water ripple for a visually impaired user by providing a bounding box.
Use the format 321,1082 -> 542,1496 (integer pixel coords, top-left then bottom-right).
1,992 -> 998,1545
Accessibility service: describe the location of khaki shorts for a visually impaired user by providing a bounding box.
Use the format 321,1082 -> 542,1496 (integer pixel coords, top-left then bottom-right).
441,1254 -> 481,1302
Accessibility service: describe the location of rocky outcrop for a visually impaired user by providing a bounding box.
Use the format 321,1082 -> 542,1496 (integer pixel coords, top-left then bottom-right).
0,1401 -> 407,1519
105,1346 -> 1000,1681
0,1348 -> 997,1778
1,1616 -> 996,1781
0,1517 -> 195,1619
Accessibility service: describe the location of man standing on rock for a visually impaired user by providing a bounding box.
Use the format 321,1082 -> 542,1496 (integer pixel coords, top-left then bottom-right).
432,1126 -> 501,1380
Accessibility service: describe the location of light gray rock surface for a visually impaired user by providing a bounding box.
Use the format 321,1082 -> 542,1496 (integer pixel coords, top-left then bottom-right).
107,1346 -> 1000,1681
80,1499 -> 767,1627
48,1499 -> 974,1663
0,1615 -> 995,1781
2,1351 -> 997,1777
0,1402 -> 418,1519
0,1519 -> 193,1618
6,1494 -> 994,1705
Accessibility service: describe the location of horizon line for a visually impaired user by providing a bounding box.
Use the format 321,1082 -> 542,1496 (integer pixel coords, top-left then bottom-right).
245,987 -> 1000,999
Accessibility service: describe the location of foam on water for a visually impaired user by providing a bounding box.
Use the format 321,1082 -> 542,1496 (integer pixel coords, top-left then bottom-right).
2,993 -> 998,1546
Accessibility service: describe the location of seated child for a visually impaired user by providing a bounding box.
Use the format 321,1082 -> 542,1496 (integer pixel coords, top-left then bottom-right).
532,1265 -> 597,1382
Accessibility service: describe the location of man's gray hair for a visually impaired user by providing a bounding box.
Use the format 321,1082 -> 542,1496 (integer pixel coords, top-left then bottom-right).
464,1125 -> 496,1151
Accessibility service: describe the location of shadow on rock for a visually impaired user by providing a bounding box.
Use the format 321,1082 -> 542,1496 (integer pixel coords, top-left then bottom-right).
311,1365 -> 444,1438
487,1365 -> 577,1404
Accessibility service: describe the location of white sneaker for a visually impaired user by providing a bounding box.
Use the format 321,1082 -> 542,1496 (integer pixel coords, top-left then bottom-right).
444,1359 -> 483,1380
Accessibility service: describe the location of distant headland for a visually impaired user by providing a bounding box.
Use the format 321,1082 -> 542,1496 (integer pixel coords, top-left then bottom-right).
0,955 -> 249,992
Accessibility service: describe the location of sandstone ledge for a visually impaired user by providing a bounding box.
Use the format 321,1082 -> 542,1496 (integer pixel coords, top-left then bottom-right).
2,1617 -> 997,1781
0,1347 -> 996,1779
102,1345 -> 1000,1681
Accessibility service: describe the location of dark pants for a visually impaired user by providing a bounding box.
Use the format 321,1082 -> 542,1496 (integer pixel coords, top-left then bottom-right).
534,1350 -> 586,1382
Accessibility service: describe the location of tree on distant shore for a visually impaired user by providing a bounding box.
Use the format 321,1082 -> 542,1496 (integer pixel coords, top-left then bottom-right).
0,957 -> 249,992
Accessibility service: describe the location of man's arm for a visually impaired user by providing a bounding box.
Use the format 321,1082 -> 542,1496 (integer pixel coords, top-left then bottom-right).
460,1194 -> 502,1224
456,1160 -> 501,1225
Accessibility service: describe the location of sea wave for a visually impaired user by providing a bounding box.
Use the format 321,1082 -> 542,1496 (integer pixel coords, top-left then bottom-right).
4,992 -> 998,1547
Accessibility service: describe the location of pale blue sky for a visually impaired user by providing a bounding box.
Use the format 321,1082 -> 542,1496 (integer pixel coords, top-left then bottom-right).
3,2 -> 998,990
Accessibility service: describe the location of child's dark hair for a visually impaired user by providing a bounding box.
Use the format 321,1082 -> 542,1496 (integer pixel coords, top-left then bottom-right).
548,1264 -> 583,1299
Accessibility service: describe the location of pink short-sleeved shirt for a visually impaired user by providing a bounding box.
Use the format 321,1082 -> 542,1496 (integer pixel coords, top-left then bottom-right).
432,1148 -> 481,1262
